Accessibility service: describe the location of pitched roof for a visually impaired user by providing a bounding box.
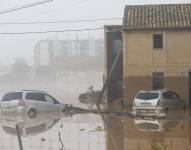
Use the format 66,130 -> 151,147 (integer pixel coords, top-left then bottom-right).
123,4 -> 191,30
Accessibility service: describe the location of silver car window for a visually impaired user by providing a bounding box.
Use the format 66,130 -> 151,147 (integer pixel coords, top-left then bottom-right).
25,93 -> 45,101
162,91 -> 178,99
2,92 -> 22,101
43,94 -> 60,104
44,95 -> 54,104
171,92 -> 180,99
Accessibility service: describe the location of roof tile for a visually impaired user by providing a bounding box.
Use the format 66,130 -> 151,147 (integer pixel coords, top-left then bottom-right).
123,4 -> 191,30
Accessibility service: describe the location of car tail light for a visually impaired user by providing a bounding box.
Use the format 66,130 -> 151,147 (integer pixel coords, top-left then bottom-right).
18,99 -> 25,106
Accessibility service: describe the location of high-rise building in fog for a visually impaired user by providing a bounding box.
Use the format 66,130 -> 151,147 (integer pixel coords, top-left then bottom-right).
34,38 -> 104,66
34,40 -> 52,66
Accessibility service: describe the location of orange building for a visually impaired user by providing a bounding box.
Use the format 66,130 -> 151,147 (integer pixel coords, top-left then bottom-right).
105,4 -> 191,107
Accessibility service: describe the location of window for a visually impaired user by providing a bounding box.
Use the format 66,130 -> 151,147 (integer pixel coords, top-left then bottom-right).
153,72 -> 164,90
44,94 -> 55,104
2,92 -> 22,101
163,91 -> 179,99
163,92 -> 173,99
153,34 -> 163,49
136,92 -> 159,100
44,94 -> 60,104
171,92 -> 180,99
26,93 -> 45,101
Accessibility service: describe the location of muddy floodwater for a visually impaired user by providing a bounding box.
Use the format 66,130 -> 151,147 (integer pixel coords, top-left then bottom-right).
0,110 -> 190,150
0,112 -> 105,150
0,72 -> 191,150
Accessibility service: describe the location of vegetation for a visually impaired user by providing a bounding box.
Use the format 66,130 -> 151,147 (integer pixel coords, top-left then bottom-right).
78,86 -> 103,108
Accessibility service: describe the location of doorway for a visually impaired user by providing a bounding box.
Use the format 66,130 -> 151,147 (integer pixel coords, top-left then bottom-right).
152,72 -> 164,90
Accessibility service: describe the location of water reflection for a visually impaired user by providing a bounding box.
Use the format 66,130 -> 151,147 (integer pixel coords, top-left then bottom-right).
133,117 -> 180,132
0,112 -> 60,137
123,110 -> 191,150
0,107 -> 191,150
0,111 -> 105,150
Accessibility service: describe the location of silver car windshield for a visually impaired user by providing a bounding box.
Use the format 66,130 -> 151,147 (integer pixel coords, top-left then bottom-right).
136,92 -> 159,100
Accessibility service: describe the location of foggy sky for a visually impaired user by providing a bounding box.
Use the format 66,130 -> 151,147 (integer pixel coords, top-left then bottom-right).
0,0 -> 190,65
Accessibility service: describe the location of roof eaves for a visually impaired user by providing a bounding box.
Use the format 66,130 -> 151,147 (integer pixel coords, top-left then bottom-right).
122,26 -> 191,31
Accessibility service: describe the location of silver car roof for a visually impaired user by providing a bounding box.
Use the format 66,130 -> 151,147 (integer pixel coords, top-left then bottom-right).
7,90 -> 47,94
138,89 -> 171,93
21,90 -> 47,93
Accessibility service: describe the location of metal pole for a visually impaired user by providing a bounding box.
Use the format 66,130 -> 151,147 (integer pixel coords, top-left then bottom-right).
96,49 -> 122,106
95,49 -> 122,150
16,124 -> 23,150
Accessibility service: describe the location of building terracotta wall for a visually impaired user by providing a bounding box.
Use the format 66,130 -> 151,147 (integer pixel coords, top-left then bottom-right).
123,31 -> 191,68
123,30 -> 191,104
124,76 -> 152,105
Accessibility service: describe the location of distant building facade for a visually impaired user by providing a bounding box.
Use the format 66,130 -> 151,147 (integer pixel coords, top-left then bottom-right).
34,40 -> 52,66
34,38 -> 104,66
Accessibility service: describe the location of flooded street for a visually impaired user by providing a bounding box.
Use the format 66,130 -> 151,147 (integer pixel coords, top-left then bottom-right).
0,72 -> 191,150
94,111 -> 191,150
0,1 -> 191,150
0,113 -> 105,150
0,109 -> 191,150
0,71 -> 106,150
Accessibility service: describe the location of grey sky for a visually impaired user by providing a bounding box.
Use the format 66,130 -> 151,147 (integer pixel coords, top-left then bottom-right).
0,0 -> 190,65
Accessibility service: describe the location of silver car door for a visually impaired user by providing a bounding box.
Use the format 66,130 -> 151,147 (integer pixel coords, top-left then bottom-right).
25,92 -> 46,111
171,92 -> 182,109
161,92 -> 174,110
43,94 -> 62,112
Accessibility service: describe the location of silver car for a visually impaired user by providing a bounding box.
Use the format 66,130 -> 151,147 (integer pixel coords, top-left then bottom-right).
0,90 -> 70,118
132,89 -> 186,116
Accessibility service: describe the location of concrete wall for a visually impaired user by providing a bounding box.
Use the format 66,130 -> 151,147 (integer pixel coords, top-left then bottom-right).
123,30 -> 191,104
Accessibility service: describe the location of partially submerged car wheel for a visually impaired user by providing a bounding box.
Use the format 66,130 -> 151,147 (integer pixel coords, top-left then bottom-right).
164,107 -> 169,114
27,109 -> 36,119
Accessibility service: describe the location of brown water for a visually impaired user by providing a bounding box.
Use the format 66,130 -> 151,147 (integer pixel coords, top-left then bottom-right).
104,110 -> 191,150
0,72 -> 190,150
0,112 -> 105,150
0,109 -> 190,150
